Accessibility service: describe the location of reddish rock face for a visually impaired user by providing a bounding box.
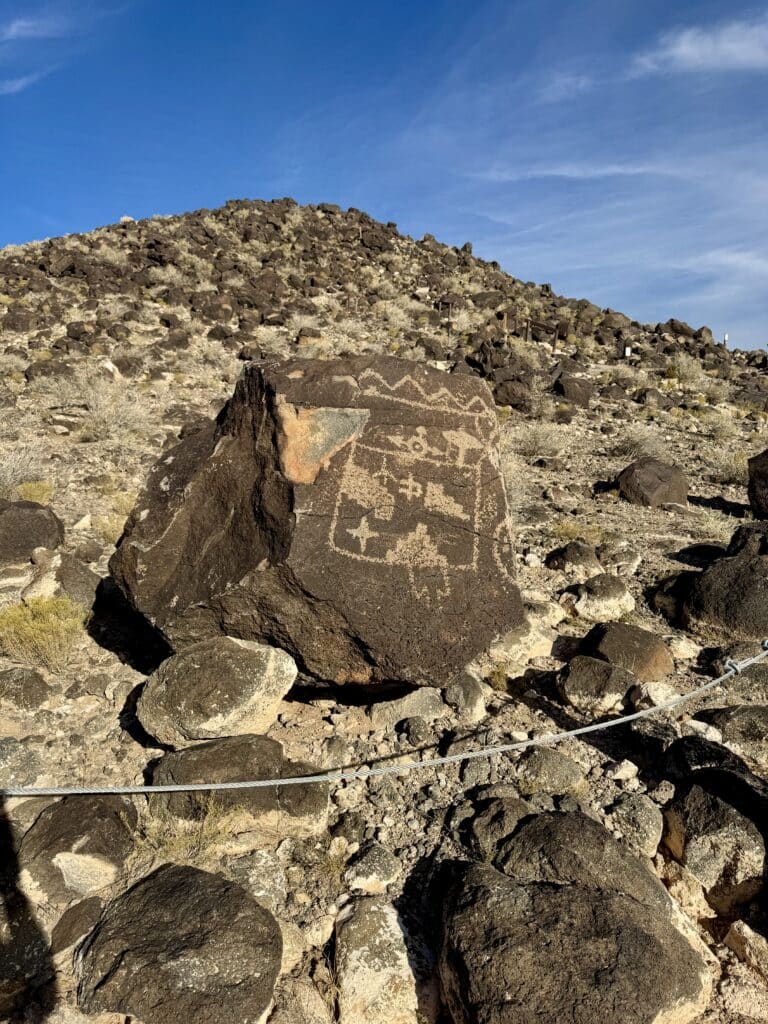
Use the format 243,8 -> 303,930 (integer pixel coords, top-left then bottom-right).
111,356 -> 524,685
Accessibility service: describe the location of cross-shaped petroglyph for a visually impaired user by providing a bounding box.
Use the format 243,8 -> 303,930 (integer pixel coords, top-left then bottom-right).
347,515 -> 379,554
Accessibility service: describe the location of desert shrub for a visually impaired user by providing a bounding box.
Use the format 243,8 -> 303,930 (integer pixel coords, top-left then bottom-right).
0,596 -> 88,671
505,420 -> 565,460
611,424 -> 667,461
31,368 -> 145,441
708,450 -> 749,486
695,407 -> 739,441
666,353 -> 705,387
0,446 -> 46,500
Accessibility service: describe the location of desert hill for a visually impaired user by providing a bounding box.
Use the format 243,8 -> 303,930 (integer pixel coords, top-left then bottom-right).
0,199 -> 767,1024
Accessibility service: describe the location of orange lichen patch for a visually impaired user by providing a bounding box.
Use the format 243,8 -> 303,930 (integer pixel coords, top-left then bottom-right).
275,399 -> 370,484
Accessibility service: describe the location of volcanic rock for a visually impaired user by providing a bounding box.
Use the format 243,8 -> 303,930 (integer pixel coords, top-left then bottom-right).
19,796 -> 137,907
111,356 -> 524,685
582,621 -> 674,682
77,864 -> 281,1023
440,860 -> 710,1024
137,637 -> 298,747
148,734 -> 328,839
557,655 -> 635,716
617,457 -> 688,507
682,524 -> 768,638
0,501 -> 64,566
748,448 -> 768,518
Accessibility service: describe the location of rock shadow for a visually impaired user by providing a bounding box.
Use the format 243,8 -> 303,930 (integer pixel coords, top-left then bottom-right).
0,799 -> 57,1021
87,577 -> 171,675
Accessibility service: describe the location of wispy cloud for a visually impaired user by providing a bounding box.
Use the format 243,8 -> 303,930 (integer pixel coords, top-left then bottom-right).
0,70 -> 46,94
537,72 -> 593,104
0,14 -> 70,43
634,13 -> 768,74
468,161 -> 693,184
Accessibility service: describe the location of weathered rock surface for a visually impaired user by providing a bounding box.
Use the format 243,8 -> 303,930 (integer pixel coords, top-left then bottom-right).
19,797 -> 137,907
334,897 -> 436,1024
110,357 -> 524,685
560,572 -> 635,622
137,637 -> 298,747
664,783 -> 765,913
682,524 -> 768,638
705,704 -> 768,772
77,864 -> 281,1023
0,666 -> 52,710
440,860 -> 710,1024
748,448 -> 768,519
0,501 -> 64,566
21,549 -> 99,609
582,621 -> 674,681
617,457 -> 688,507
558,654 -> 634,716
149,734 -> 328,838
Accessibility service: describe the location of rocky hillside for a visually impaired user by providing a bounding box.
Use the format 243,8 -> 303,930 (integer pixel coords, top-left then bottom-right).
1,200 -> 768,1024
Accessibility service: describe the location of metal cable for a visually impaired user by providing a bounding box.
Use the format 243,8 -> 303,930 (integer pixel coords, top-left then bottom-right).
3,640 -> 767,799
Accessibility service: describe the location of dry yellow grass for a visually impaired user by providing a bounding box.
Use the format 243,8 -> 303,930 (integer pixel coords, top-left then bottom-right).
0,596 -> 89,671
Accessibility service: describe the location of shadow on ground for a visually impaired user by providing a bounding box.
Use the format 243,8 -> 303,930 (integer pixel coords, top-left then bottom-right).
0,800 -> 57,1022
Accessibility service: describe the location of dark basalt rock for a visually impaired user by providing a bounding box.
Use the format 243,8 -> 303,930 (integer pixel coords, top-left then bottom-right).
682,524 -> 768,638
617,457 -> 688,507
110,356 -> 524,685
748,448 -> 768,519
77,864 -> 281,1024
0,500 -> 64,566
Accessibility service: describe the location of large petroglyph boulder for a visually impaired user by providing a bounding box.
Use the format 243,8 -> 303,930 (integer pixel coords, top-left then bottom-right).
111,357 -> 523,685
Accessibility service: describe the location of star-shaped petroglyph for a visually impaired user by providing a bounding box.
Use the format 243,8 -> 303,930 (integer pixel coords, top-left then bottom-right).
347,515 -> 379,554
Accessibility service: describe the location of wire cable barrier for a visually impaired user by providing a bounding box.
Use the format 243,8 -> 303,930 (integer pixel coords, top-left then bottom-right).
3,640 -> 768,799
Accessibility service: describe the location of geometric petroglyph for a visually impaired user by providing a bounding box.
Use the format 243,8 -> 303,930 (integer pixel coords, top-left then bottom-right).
327,370 -> 505,604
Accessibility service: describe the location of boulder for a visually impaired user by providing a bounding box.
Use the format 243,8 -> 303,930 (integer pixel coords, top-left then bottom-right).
705,705 -> 768,773
19,796 -> 137,907
148,734 -> 328,839
606,793 -> 664,859
514,748 -> 585,797
0,501 -> 64,566
582,621 -> 674,682
682,524 -> 768,638
77,864 -> 281,1024
553,375 -> 593,408
747,448 -> 768,518
560,573 -> 634,622
21,550 -> 99,608
110,357 -> 524,685
493,811 -> 669,907
137,637 -> 298,747
468,797 -> 532,860
334,897 -> 436,1024
557,655 -> 634,716
544,539 -> 602,579
440,861 -> 710,1024
663,784 -> 764,913
617,458 -> 688,507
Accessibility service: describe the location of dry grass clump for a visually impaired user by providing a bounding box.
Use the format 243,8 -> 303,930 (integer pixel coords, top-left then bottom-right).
15,480 -> 54,504
665,353 -> 706,387
504,420 -> 566,461
610,424 -> 667,461
0,446 -> 48,501
0,596 -> 88,671
31,367 -> 145,441
707,450 -> 750,486
694,407 -> 739,441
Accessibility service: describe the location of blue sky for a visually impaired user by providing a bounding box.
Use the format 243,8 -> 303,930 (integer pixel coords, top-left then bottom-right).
2,1 -> 767,348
